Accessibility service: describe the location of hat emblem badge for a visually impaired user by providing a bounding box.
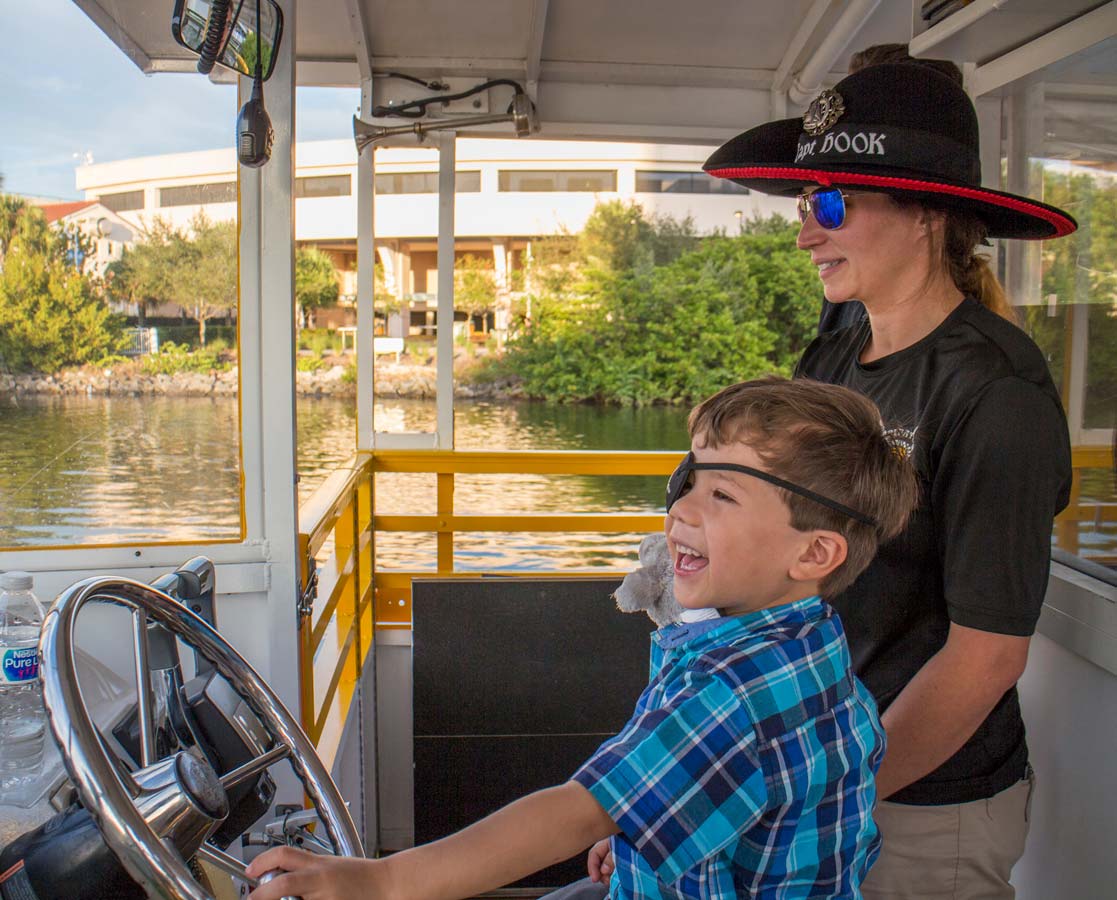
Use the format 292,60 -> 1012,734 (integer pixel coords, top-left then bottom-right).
803,89 -> 845,136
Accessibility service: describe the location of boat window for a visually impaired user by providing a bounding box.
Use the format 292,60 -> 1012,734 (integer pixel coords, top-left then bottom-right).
158,182 -> 238,207
295,175 -> 352,198
498,170 -> 617,192
375,171 -> 481,194
635,170 -> 749,195
96,190 -> 145,213
0,1 -> 243,548
999,36 -> 1117,572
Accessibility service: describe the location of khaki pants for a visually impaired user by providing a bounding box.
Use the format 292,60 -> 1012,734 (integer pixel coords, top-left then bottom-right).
862,770 -> 1035,900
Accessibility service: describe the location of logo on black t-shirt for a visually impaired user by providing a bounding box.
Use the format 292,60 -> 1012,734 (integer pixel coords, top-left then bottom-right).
882,424 -> 916,461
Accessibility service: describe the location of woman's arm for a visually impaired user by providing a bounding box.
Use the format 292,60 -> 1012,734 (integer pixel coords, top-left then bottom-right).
247,781 -> 618,900
873,622 -> 1029,800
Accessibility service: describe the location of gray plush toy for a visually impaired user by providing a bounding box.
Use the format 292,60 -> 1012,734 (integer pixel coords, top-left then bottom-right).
612,532 -> 685,627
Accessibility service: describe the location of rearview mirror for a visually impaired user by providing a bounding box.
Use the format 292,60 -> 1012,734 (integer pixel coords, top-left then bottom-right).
172,0 -> 284,81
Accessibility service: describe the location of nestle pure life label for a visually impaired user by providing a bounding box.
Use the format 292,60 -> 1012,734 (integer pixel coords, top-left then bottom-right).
1,646 -> 40,684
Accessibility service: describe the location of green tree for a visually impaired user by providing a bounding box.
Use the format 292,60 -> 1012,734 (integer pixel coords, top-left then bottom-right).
1022,169 -> 1117,429
105,218 -> 191,327
0,198 -> 125,372
579,200 -> 656,274
105,215 -> 235,345
295,246 -> 340,329
239,30 -> 273,77
186,214 -> 237,346
454,254 -> 497,321
501,205 -> 819,405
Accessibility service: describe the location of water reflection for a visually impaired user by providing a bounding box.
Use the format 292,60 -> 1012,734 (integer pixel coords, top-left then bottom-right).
9,395 -> 1111,569
304,398 -> 691,570
0,395 -> 241,546
0,395 -> 691,570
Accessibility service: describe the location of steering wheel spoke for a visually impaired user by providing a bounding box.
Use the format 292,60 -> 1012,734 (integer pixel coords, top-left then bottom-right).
220,743 -> 291,790
196,842 -> 258,888
131,607 -> 157,768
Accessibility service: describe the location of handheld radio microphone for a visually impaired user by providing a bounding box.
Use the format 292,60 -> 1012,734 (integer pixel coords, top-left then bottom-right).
236,0 -> 273,168
237,74 -> 274,168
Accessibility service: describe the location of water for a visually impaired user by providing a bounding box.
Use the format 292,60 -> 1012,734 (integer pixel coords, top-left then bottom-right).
0,395 -> 691,570
1,394 -> 1113,567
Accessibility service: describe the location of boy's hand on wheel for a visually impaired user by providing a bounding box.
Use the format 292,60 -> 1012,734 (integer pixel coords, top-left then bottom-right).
247,846 -> 382,900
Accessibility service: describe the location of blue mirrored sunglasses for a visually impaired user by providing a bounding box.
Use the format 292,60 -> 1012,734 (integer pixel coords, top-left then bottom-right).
796,187 -> 850,230
665,451 -> 877,528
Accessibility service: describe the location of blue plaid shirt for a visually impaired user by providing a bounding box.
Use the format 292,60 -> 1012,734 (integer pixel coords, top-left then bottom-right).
573,596 -> 883,899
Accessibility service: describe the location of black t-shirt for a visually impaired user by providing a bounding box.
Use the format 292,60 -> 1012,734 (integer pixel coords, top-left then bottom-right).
796,298 -> 1072,805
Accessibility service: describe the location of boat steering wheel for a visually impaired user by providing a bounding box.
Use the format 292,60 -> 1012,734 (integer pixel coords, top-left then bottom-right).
38,576 -> 363,900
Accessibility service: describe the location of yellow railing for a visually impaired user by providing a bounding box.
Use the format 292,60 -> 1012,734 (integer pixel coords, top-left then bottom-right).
370,449 -> 681,626
296,444 -> 1115,753
295,448 -> 679,750
296,453 -> 374,759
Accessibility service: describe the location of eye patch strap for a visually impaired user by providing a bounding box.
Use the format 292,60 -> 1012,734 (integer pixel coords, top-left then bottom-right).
677,460 -> 877,528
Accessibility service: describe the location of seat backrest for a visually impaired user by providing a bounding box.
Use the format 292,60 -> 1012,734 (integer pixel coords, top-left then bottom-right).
412,576 -> 656,890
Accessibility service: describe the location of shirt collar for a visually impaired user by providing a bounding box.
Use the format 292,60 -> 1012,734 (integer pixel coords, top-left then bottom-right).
654,595 -> 826,651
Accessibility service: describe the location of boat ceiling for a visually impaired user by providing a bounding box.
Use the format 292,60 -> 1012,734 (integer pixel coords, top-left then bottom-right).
73,0 -> 919,144
75,0 -> 1117,152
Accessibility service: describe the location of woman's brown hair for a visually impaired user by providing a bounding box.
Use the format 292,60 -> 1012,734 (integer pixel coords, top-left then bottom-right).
892,196 -> 1016,323
937,209 -> 1015,323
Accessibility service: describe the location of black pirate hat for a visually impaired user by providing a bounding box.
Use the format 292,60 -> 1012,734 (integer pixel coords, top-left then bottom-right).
704,63 -> 1076,240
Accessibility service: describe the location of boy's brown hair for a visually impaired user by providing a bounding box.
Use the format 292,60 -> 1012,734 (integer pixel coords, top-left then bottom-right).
687,376 -> 919,598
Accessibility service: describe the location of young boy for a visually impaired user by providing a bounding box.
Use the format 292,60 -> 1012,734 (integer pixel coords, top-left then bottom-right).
247,376 -> 919,900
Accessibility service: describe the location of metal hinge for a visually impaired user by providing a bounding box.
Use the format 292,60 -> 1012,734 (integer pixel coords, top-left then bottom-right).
297,560 -> 319,621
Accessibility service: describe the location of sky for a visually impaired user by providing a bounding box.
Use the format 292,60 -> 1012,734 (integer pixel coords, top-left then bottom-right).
0,0 -> 360,200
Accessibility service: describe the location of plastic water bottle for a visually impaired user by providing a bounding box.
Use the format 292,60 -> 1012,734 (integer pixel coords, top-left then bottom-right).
0,571 -> 46,778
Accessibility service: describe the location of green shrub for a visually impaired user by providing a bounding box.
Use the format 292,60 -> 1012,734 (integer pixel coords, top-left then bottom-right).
404,338 -> 433,360
0,197 -> 128,373
500,210 -> 817,405
297,328 -> 344,356
154,324 -> 236,349
140,341 -> 231,375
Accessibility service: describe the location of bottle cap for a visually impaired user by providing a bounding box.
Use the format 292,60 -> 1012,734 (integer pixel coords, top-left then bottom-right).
0,571 -> 34,591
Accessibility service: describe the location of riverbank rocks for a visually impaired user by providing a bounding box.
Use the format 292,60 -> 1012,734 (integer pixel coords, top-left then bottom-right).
0,362 -> 521,401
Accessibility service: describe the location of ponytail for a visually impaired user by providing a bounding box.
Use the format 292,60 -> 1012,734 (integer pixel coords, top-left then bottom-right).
941,210 -> 1017,324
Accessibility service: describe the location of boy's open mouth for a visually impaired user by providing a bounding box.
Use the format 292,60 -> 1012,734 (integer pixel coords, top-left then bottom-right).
674,543 -> 709,574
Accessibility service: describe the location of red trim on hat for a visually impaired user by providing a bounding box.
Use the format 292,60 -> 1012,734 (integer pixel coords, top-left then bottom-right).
708,167 -> 1077,237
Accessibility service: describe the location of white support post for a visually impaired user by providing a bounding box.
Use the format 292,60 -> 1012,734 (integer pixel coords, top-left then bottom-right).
973,89 -> 1003,282
1003,85 -> 1044,309
237,0 -> 300,710
357,140 -> 375,450
435,132 -> 456,449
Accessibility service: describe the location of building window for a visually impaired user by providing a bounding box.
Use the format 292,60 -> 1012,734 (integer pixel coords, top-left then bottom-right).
158,182 -> 237,207
97,189 -> 145,212
375,171 -> 481,194
635,170 -> 749,195
295,175 -> 352,198
498,170 -> 618,192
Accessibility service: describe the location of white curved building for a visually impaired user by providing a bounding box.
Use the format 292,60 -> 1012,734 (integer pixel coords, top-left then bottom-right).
76,138 -> 797,333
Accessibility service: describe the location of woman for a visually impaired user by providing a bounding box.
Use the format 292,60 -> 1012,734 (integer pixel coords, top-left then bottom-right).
699,63 -> 1075,899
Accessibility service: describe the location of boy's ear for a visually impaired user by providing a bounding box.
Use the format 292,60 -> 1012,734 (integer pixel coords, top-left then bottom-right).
790,531 -> 847,583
